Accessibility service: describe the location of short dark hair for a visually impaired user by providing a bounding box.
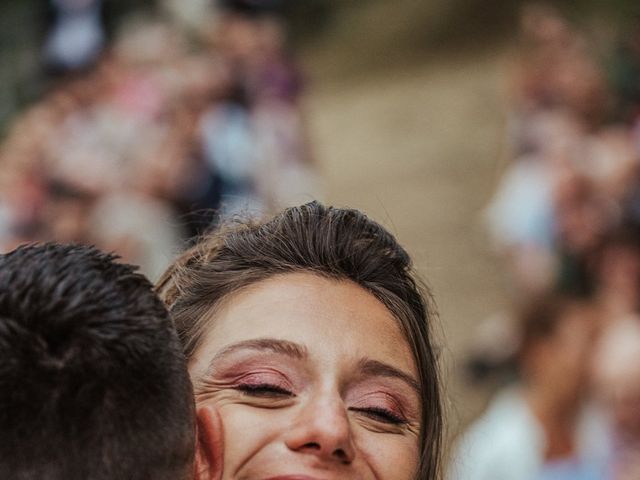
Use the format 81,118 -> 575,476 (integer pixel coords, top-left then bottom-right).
518,294 -> 588,358
157,201 -> 443,479
0,244 -> 195,480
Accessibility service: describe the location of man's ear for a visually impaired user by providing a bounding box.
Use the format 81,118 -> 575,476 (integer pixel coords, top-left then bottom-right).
194,405 -> 224,480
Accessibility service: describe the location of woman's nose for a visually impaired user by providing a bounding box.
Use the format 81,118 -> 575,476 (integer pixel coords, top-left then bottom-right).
284,391 -> 356,465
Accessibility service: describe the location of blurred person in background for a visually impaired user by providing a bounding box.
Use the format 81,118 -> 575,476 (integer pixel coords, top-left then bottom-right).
43,0 -> 106,74
448,295 -> 605,480
201,0 -> 316,217
590,227 -> 640,325
608,14 -> 640,124
592,316 -> 640,479
553,172 -> 613,298
88,191 -> 183,280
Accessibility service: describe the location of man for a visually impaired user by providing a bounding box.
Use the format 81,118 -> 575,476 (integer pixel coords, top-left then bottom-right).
0,243 -> 221,479
448,295 -> 606,480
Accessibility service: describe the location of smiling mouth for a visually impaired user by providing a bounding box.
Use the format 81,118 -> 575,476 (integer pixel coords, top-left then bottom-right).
261,476 -> 327,480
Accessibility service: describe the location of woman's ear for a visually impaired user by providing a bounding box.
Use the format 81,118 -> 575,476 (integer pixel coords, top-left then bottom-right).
194,405 -> 224,480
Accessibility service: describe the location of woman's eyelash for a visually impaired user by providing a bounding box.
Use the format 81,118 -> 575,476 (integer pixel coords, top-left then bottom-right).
235,383 -> 294,398
234,383 -> 406,425
351,407 -> 407,425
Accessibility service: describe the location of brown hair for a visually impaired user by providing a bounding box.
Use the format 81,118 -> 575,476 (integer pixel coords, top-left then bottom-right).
517,293 -> 594,363
157,201 -> 442,479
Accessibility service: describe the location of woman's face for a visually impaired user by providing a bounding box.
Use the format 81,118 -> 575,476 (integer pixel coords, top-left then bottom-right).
189,272 -> 421,480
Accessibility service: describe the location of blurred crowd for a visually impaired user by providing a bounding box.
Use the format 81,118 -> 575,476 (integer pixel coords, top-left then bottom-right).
488,4 -> 640,304
450,3 -> 640,479
0,0 -> 318,279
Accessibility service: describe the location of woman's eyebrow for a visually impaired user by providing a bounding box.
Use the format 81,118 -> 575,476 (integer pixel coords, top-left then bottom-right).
204,338 -> 308,376
357,358 -> 420,395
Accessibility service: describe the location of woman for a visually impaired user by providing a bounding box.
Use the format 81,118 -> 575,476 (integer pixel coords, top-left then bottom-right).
157,201 -> 443,479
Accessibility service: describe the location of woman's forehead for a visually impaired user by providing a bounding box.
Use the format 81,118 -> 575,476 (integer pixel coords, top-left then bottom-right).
190,272 -> 417,379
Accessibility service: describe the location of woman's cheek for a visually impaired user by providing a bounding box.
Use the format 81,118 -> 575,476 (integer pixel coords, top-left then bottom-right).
219,405 -> 263,472
353,426 -> 420,480
219,401 -> 273,427
215,402 -> 290,470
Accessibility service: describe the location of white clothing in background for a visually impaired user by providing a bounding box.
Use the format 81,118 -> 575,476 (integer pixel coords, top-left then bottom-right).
447,388 -> 608,480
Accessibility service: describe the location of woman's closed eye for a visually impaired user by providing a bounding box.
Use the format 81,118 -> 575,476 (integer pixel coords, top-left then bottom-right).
235,382 -> 295,398
230,370 -> 296,399
350,406 -> 407,425
348,390 -> 413,428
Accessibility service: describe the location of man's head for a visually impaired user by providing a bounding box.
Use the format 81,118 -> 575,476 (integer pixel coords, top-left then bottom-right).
0,243 -> 195,480
518,294 -> 599,405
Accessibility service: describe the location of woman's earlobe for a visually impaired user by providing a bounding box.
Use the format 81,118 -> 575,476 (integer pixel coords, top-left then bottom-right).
194,405 -> 224,480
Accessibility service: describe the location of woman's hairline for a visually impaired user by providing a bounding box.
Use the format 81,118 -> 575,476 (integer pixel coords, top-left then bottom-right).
184,269 -> 422,370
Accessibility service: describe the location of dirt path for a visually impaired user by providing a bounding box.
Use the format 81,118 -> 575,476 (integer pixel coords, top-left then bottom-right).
305,52 -> 513,436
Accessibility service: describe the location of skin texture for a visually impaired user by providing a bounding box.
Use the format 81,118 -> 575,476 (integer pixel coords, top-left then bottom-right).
190,272 -> 421,480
